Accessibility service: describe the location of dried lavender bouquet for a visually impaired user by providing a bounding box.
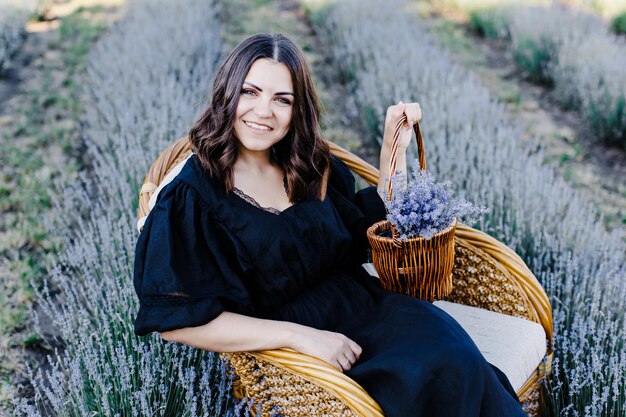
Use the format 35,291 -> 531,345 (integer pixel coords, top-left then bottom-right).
383,163 -> 488,241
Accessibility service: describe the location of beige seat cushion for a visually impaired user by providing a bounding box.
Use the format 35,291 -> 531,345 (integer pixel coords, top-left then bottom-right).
361,263 -> 546,392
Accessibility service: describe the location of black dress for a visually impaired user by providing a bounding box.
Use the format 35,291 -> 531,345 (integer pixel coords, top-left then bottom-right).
133,154 -> 527,417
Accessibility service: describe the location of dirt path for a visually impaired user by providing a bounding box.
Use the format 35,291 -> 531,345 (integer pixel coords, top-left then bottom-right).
419,11 -> 626,239
0,3 -> 123,410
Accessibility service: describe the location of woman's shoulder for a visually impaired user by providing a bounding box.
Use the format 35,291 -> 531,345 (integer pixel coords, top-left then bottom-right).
327,154 -> 356,201
151,154 -> 223,212
327,153 -> 386,220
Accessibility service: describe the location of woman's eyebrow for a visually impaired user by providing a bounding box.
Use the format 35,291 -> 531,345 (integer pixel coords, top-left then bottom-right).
243,81 -> 294,96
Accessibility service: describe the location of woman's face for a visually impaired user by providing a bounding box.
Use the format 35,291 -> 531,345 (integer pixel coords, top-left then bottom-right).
233,58 -> 294,155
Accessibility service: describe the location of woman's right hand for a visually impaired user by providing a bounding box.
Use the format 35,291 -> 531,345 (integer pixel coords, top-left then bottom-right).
159,312 -> 362,372
291,327 -> 362,372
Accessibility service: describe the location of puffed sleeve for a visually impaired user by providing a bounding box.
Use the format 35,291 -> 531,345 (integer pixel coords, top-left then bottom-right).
327,155 -> 387,264
133,180 -> 254,336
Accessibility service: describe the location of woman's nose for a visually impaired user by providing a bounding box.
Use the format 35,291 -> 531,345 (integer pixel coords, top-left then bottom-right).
253,96 -> 272,118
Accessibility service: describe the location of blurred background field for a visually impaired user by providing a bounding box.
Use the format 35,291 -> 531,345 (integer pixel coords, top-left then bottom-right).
1,0 -> 625,416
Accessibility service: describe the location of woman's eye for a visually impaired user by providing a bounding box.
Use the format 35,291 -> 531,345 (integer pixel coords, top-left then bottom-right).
276,97 -> 292,105
241,89 -> 256,96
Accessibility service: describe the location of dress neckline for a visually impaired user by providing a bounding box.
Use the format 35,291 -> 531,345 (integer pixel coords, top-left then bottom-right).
231,175 -> 293,215
232,187 -> 294,215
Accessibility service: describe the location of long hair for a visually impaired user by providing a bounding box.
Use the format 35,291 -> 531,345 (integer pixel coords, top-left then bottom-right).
189,33 -> 330,202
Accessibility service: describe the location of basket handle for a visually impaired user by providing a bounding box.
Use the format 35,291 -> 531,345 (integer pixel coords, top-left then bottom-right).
386,113 -> 425,201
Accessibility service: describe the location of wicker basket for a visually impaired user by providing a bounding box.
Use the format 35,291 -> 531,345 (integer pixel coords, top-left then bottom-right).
366,115 -> 456,302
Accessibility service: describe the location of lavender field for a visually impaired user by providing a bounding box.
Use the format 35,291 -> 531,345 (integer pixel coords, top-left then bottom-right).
2,0 -> 625,416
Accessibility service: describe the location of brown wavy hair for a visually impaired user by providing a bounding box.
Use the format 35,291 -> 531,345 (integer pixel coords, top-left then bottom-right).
189,33 -> 330,202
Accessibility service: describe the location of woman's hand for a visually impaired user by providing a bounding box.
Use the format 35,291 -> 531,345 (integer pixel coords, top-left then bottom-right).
378,101 -> 422,198
291,327 -> 362,372
159,312 -> 361,372
382,101 -> 422,151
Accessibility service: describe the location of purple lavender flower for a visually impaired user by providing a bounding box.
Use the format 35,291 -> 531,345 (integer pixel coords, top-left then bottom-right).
383,166 -> 488,240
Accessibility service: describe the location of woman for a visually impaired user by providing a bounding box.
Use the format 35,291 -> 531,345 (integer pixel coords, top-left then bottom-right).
133,33 -> 527,417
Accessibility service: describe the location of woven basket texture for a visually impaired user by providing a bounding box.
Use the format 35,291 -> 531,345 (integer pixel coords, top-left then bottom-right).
368,219 -> 457,302
367,118 -> 456,302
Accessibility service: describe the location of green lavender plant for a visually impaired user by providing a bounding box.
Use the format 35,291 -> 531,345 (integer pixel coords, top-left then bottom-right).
512,35 -> 554,85
468,8 -> 509,39
612,11 -> 626,35
0,0 -> 34,72
470,3 -> 626,146
552,31 -> 626,145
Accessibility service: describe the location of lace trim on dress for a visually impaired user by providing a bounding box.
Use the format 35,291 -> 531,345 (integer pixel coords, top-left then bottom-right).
232,175 -> 289,215
233,187 -> 282,215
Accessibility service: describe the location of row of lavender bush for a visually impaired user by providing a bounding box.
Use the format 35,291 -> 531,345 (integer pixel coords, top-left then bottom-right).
437,0 -> 626,19
570,0 -> 626,19
0,0 -> 79,73
469,3 -> 626,148
8,0 -> 251,415
310,0 -> 626,415
0,0 -> 35,73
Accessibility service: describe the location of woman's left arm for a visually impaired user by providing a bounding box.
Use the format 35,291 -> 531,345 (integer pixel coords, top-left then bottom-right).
377,101 -> 422,198
327,101 -> 422,264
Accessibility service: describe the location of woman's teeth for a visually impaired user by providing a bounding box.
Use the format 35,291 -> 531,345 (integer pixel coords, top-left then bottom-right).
245,121 -> 271,131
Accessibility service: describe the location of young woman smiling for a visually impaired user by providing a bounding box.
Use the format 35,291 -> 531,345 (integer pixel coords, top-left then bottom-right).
133,33 -> 527,417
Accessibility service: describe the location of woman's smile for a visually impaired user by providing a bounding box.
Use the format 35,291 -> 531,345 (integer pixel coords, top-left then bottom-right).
243,120 -> 273,132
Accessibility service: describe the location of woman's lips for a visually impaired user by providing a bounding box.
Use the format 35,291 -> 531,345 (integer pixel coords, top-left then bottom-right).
244,120 -> 272,132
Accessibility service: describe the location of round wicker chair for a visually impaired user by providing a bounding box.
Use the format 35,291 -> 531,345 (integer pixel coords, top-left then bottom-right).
137,136 -> 553,417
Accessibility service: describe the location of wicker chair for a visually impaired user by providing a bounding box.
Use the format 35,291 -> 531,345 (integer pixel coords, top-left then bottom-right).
137,136 -> 553,417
